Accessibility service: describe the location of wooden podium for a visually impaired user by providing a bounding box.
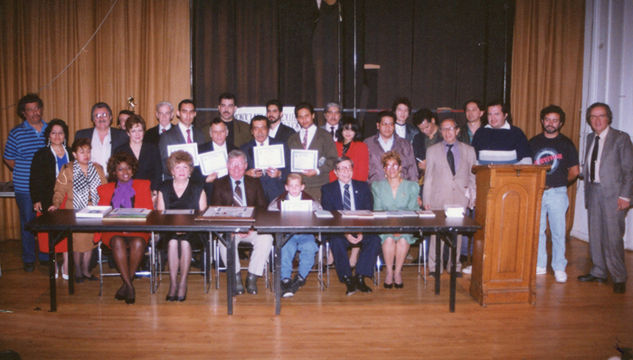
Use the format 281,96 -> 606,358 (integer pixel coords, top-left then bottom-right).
469,165 -> 548,305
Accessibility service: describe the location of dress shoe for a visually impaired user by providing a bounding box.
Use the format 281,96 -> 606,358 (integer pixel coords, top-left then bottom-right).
355,275 -> 372,293
613,282 -> 626,294
125,287 -> 135,304
165,295 -> 177,302
84,274 -> 98,281
115,285 -> 127,301
577,273 -> 607,283
383,282 -> 393,289
343,275 -> 356,295
177,295 -> 186,302
234,272 -> 245,295
246,272 -> 258,295
394,282 -> 404,289
75,276 -> 85,284
23,262 -> 34,272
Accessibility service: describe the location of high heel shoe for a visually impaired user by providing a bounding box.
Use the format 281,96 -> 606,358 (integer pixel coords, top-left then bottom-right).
114,285 -> 127,301
125,287 -> 135,304
177,286 -> 187,302
394,282 -> 404,289
166,285 -> 178,302
383,282 -> 393,289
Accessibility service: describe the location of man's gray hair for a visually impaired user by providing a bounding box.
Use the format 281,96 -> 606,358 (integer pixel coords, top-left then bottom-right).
155,101 -> 174,113
325,102 -> 342,113
227,149 -> 247,162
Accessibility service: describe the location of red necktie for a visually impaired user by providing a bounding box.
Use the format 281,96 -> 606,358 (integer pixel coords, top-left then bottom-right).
186,128 -> 192,144
302,129 -> 308,149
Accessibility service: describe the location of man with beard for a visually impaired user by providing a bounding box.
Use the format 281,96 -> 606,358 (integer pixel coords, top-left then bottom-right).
529,105 -> 579,283
266,99 -> 295,144
218,92 -> 251,149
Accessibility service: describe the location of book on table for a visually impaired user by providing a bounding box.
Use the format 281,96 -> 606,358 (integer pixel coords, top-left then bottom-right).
338,210 -> 374,218
196,206 -> 255,221
75,206 -> 112,218
102,208 -> 151,222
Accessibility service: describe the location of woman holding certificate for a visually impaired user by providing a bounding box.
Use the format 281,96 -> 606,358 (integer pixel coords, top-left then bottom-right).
328,117 -> 369,182
96,152 -> 153,304
156,151 -> 207,302
371,151 -> 420,289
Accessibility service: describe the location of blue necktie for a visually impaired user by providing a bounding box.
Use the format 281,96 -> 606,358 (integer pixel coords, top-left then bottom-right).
343,184 -> 351,210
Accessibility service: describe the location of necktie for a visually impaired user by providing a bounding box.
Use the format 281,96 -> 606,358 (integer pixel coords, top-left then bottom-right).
186,128 -> 192,144
302,129 -> 309,149
447,144 -> 455,176
161,128 -> 166,134
330,126 -> 335,139
590,135 -> 600,183
233,180 -> 244,207
343,184 -> 351,210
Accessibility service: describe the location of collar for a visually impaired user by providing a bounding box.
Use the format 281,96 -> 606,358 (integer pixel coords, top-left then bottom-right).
485,121 -> 511,130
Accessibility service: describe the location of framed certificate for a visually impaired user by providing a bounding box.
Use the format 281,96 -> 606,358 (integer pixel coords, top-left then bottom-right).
254,144 -> 285,169
167,143 -> 199,166
198,150 -> 228,177
291,149 -> 318,172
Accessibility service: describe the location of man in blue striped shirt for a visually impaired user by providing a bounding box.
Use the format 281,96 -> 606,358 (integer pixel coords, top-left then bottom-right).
3,93 -> 47,272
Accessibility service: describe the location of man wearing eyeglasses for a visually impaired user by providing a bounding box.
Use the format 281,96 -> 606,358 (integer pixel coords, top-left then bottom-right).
74,102 -> 128,173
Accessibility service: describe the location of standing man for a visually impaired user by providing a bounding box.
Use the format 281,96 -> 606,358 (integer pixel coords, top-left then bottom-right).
529,105 -> 579,283
75,102 -> 129,173
323,102 -> 342,142
241,115 -> 289,202
117,110 -> 134,130
423,118 -> 477,275
217,92 -> 251,149
210,150 -> 273,295
321,156 -> 381,295
3,94 -> 48,271
365,111 -> 418,183
287,102 -> 338,201
145,101 -> 175,146
411,108 -> 443,171
578,102 -> 633,294
392,97 -> 419,143
266,99 -> 295,144
460,99 -> 486,144
158,99 -> 206,179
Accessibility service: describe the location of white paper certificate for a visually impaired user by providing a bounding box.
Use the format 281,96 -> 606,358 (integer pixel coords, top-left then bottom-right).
281,199 -> 313,212
198,150 -> 228,177
291,149 -> 318,172
167,143 -> 199,166
254,144 -> 285,169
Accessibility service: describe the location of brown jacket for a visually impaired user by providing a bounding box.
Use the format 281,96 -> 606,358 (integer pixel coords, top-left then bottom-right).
52,162 -> 107,209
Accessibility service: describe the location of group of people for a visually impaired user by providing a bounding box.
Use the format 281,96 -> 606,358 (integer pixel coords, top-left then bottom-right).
4,91 -> 631,305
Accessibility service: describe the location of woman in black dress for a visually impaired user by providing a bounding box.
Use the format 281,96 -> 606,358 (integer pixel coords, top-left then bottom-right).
156,151 -> 207,302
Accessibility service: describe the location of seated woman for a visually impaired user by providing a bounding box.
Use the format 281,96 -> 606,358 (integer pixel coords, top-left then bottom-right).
96,152 -> 153,304
49,138 -> 107,282
156,151 -> 207,302
371,151 -> 420,289
30,118 -> 74,279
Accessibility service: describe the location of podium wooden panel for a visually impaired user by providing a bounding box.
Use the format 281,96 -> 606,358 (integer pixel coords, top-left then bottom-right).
470,165 -> 547,306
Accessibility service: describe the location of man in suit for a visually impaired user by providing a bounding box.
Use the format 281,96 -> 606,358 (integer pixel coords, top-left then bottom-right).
195,118 -> 236,204
241,115 -> 289,202
158,99 -> 206,179
266,99 -> 295,144
219,92 -> 251,148
74,102 -> 128,173
423,118 -> 477,275
287,102 -> 338,201
578,102 -> 633,294
392,97 -> 419,144
322,102 -> 342,142
144,101 -> 174,146
321,156 -> 381,295
210,150 -> 273,295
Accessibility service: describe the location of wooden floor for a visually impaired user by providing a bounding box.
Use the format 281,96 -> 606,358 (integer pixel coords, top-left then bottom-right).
0,238 -> 631,360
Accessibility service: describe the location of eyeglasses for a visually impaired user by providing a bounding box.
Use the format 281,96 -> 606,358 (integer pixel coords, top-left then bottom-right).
94,113 -> 109,119
440,126 -> 456,132
336,166 -> 353,172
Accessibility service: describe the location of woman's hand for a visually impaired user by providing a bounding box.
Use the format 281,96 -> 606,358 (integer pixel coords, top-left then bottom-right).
33,202 -> 43,212
47,205 -> 58,212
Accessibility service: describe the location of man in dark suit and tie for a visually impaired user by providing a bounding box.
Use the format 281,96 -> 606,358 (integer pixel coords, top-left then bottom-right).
74,102 -> 128,173
266,99 -> 296,144
321,156 -> 381,295
158,99 -> 206,179
210,149 -> 273,295
578,102 -> 633,294
241,115 -> 289,202
144,101 -> 174,146
322,102 -> 342,142
194,118 -> 236,204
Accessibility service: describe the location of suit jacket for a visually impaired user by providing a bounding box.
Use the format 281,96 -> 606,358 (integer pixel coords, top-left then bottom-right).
158,124 -> 206,178
287,127 -> 338,192
395,123 -> 419,143
423,141 -> 477,209
114,142 -> 162,190
210,174 -> 268,209
364,134 -> 418,183
144,125 -> 161,146
241,137 -> 290,202
74,127 -> 129,154
270,123 -> 296,144
321,180 -> 373,212
30,145 -> 74,209
228,119 -> 252,149
194,141 -> 237,204
583,127 -> 633,205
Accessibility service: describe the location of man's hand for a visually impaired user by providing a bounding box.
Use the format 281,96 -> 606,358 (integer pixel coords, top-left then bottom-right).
205,172 -> 218,183
245,169 -> 263,178
266,167 -> 281,178
618,198 -> 630,211
303,169 -> 317,177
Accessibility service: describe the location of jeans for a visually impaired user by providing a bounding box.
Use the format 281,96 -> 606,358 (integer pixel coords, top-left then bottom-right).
281,234 -> 318,279
15,192 -> 39,264
537,186 -> 569,271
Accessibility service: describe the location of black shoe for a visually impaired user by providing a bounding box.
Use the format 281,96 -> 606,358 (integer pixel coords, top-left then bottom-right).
125,287 -> 135,304
23,262 -> 35,272
355,275 -> 372,293
281,278 -> 294,298
75,276 -> 85,283
84,274 -> 98,281
177,295 -> 186,302
343,275 -> 356,296
165,295 -> 177,302
383,282 -> 393,289
614,282 -> 626,294
292,274 -> 306,289
246,272 -> 258,295
235,272 -> 245,295
115,285 -> 127,301
577,273 -> 607,283
394,282 -> 404,289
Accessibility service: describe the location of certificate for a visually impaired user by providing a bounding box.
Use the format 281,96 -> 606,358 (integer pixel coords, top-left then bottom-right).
281,199 -> 313,212
291,149 -> 318,172
254,144 -> 285,169
198,150 -> 228,177
167,143 -> 199,166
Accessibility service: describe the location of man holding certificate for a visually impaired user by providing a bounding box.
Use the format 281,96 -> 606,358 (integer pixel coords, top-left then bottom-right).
159,99 -> 205,179
287,102 -> 338,201
241,115 -> 289,202
196,118 -> 237,204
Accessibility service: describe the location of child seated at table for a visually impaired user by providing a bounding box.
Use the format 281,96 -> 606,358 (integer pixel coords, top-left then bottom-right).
267,173 -> 322,297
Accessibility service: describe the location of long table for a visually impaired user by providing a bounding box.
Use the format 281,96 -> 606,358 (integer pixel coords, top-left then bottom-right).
28,209 -> 479,314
